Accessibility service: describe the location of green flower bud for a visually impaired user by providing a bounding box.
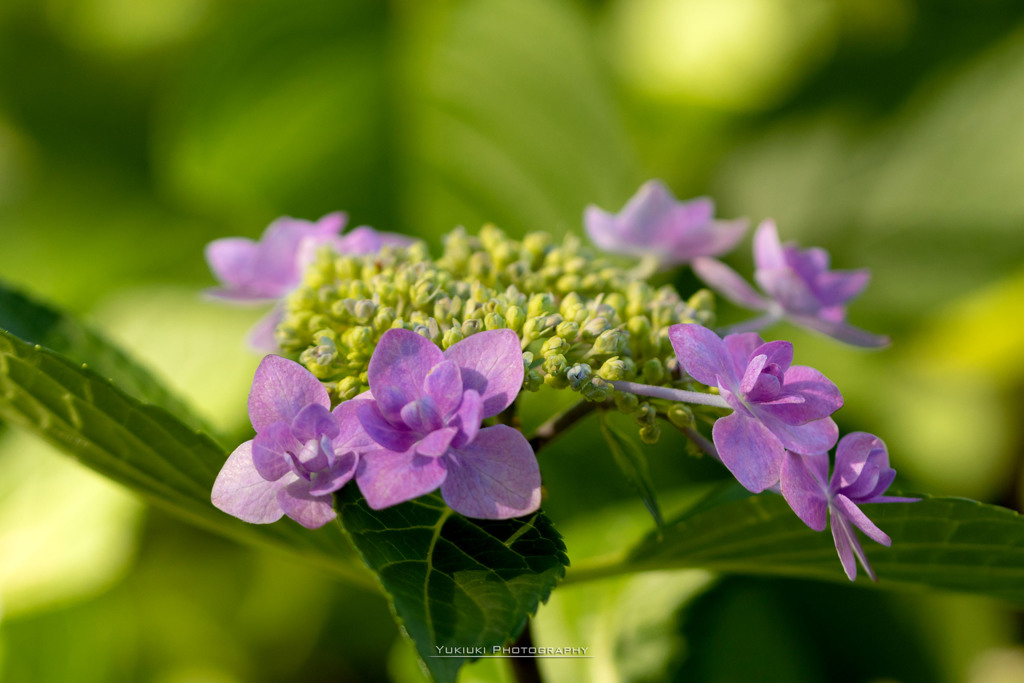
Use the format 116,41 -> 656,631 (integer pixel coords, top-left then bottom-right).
667,404 -> 695,430
461,318 -> 483,337
542,353 -> 567,377
639,424 -> 661,445
592,328 -> 629,356
336,376 -> 362,402
613,391 -> 639,414
559,292 -> 583,317
349,280 -> 371,301
541,335 -> 568,357
581,316 -> 610,342
580,377 -> 612,402
522,232 -> 550,261
642,358 -> 665,385
343,326 -> 374,353
627,315 -> 651,341
634,402 -> 656,427
484,312 -> 506,330
556,273 -> 581,293
524,369 -> 544,391
565,363 -> 592,391
505,305 -> 527,334
353,299 -> 377,323
374,306 -> 396,330
555,320 -> 579,341
527,292 -> 556,318
597,357 -> 628,381
442,327 -> 464,349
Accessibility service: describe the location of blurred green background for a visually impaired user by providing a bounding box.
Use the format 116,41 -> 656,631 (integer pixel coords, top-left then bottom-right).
2,0 -> 1023,681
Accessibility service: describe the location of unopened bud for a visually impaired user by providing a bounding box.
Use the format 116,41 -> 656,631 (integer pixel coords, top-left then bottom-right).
642,358 -> 665,385
667,404 -> 695,430
484,312 -> 506,330
592,328 -> 628,356
580,377 -> 612,402
639,424 -> 661,445
566,363 -> 592,391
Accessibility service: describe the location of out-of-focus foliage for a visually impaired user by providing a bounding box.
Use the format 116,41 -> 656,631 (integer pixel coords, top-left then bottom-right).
2,0 -> 1023,681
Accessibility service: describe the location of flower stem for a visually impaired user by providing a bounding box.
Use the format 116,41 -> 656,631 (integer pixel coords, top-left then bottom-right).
508,620 -> 544,683
527,400 -> 596,453
609,380 -> 730,409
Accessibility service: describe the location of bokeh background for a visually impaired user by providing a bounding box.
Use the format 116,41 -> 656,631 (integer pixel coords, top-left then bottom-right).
2,0 -> 1024,681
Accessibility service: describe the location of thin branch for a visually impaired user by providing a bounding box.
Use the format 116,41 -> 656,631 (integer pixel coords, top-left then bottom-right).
527,399 -> 597,453
508,620 -> 544,683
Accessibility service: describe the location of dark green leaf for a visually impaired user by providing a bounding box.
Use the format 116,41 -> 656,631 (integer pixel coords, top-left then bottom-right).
593,495 -> 1024,603
336,487 -> 569,683
0,328 -> 370,585
598,411 -> 663,527
0,282 -> 204,431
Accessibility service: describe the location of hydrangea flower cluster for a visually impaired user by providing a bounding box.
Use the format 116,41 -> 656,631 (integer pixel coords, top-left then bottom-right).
208,179 -> 916,581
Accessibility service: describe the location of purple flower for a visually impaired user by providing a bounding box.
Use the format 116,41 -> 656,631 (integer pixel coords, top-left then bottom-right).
584,180 -> 748,269
692,220 -> 888,347
211,355 -> 372,528
781,432 -> 919,581
205,212 -> 413,349
669,323 -> 842,493
351,328 -> 541,519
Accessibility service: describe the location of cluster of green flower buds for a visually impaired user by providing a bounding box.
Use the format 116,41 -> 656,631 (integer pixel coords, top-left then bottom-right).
276,225 -> 715,434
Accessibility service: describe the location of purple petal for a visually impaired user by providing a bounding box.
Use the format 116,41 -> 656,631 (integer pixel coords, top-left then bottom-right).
211,441 -> 290,524
278,481 -> 337,528
442,329 -> 523,418
780,452 -> 829,531
423,360 -> 464,419
739,354 -> 769,396
786,313 -> 890,348
722,333 -> 765,381
291,403 -> 339,442
667,218 -> 749,262
832,432 -> 884,489
583,205 -> 622,253
400,397 -> 443,433
368,328 -> 444,423
752,220 -> 787,272
247,305 -> 285,352
357,400 -> 419,453
205,238 -> 266,298
441,425 -> 541,519
668,323 -> 732,388
829,509 -> 863,581
356,447 -> 448,509
712,412 -> 786,493
308,452 -> 358,496
252,422 -> 300,481
833,494 -> 891,547
765,365 -> 843,424
417,426 -> 458,457
336,225 -> 413,254
758,413 -> 839,455
692,258 -> 771,311
332,399 -> 378,453
751,340 -> 793,373
451,389 -> 483,449
756,267 -> 820,313
248,355 -> 330,432
814,269 -> 870,307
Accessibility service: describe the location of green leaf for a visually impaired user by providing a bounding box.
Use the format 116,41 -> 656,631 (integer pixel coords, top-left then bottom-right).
335,487 -> 569,683
0,282 -> 204,431
0,327 -> 371,586
598,411 -> 663,527
606,494 -> 1024,603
